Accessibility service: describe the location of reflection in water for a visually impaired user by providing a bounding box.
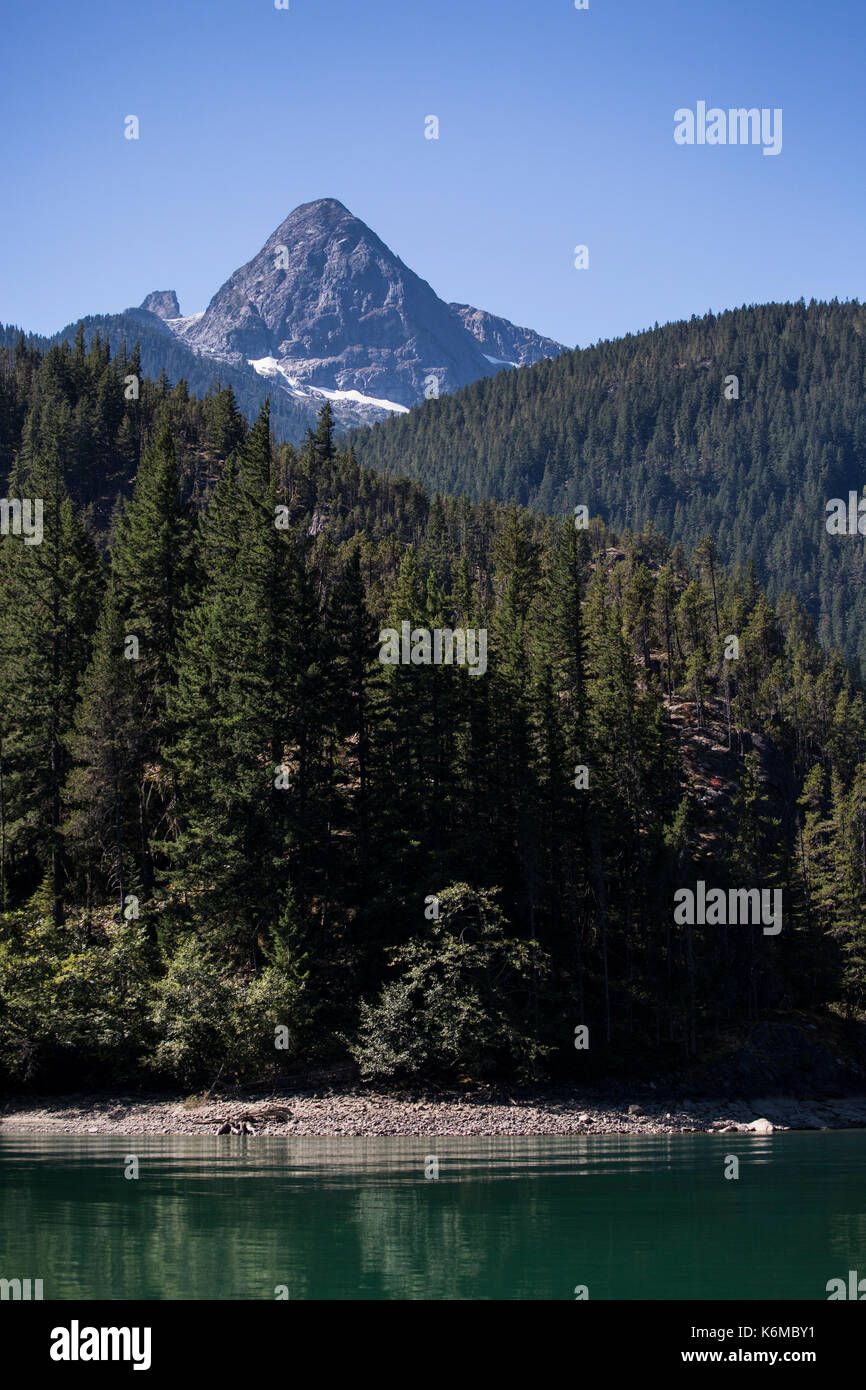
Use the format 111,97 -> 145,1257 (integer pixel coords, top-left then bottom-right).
0,1133 -> 863,1300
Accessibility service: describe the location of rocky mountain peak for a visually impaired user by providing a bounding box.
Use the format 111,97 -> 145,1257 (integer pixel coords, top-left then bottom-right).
140,290 -> 181,320
181,197 -> 496,406
449,303 -> 566,368
151,199 -> 564,423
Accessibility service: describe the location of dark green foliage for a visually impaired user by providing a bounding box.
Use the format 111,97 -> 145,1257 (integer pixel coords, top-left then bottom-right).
0,324 -> 267,528
0,312 -> 315,469
0,453 -> 103,921
348,300 -> 866,678
1,378 -> 864,1091
350,884 -> 550,1082
0,911 -> 154,1085
66,425 -> 197,907
151,939 -> 303,1088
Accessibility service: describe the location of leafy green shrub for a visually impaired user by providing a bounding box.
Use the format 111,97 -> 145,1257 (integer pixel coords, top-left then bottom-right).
350,883 -> 550,1084
151,938 -> 310,1086
0,909 -> 154,1086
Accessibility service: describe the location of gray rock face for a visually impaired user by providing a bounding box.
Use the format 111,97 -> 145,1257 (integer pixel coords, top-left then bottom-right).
449,303 -> 566,367
175,198 -> 563,412
140,290 -> 181,320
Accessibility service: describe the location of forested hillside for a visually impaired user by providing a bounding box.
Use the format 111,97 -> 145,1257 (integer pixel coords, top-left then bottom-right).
1,340 -> 865,1091
348,300 -> 866,678
0,316 -> 316,459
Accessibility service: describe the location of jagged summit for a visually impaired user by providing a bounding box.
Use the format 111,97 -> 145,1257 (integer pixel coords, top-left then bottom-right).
140,290 -> 181,320
449,303 -> 567,368
283,196 -> 352,218
172,199 -> 565,413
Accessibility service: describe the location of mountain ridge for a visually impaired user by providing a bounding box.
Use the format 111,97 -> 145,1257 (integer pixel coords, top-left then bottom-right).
145,197 -> 567,421
346,296 -> 866,678
23,199 -> 565,439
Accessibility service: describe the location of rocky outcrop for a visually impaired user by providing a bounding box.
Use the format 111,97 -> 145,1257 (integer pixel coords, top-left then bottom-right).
140,290 -> 181,320
449,303 -> 566,367
174,198 -> 563,413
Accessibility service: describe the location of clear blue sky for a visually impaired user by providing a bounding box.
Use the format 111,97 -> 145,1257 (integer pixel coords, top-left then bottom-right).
2,0 -> 863,348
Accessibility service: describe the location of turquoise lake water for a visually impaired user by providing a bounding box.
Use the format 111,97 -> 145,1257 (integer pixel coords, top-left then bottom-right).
1,1131 -> 864,1299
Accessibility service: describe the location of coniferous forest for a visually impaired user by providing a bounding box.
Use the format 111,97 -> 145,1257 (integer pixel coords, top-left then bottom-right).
1,330 -> 865,1091
348,299 -> 866,679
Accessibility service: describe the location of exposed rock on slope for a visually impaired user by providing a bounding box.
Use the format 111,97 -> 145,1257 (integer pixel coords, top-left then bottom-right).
50,200 -> 566,436
175,198 -> 564,414
449,302 -> 566,367
140,290 -> 181,320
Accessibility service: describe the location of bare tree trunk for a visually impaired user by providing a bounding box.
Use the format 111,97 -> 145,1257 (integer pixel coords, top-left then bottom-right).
592,827 -> 611,1043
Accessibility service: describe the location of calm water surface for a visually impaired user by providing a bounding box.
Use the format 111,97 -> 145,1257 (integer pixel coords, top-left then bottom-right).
1,1132 -> 864,1299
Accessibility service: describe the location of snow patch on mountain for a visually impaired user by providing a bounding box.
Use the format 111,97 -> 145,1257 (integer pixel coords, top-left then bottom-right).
248,355 -> 283,378
315,387 -> 409,414
248,357 -> 410,421
135,202 -> 566,433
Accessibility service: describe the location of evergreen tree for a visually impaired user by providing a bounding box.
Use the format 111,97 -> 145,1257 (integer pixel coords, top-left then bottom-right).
0,453 -> 102,921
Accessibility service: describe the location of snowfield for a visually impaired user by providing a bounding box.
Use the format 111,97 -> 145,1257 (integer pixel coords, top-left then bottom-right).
247,358 -> 409,414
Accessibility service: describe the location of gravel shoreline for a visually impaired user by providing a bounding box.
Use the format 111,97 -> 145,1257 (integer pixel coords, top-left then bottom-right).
3,1088 -> 866,1137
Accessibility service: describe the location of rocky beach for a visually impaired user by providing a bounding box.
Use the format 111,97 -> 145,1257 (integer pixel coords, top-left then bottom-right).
3,1086 -> 866,1138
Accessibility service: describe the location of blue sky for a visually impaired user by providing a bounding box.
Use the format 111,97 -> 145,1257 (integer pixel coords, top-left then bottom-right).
2,0 -> 863,348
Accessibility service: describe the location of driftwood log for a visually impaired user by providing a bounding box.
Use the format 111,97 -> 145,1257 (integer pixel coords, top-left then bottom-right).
186,1105 -> 292,1134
